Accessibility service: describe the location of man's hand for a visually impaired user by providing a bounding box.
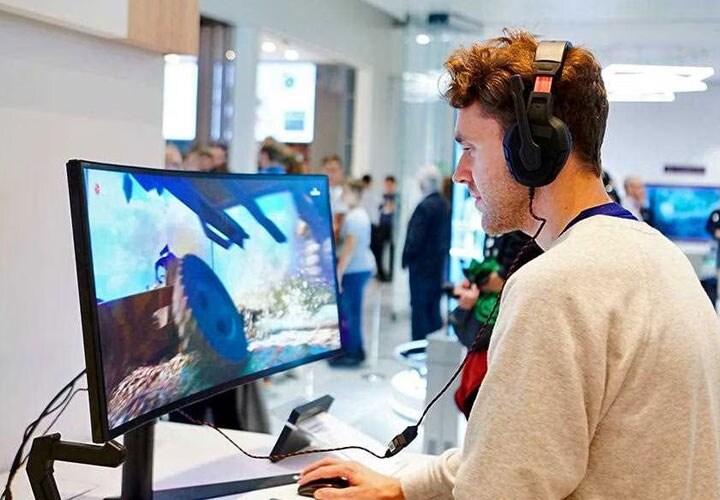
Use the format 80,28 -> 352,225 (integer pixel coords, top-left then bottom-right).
481,271 -> 504,293
454,279 -> 480,310
299,458 -> 404,499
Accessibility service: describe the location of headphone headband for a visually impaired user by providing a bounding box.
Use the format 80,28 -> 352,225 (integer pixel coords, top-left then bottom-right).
502,39 -> 573,188
533,40 -> 571,78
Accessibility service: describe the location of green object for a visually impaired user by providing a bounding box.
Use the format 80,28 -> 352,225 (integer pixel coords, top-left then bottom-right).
474,293 -> 499,324
463,258 -> 500,287
462,258 -> 501,324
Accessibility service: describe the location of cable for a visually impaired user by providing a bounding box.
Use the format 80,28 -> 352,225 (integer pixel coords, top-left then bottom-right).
19,388 -> 89,467
181,189 -> 549,463
176,410 -> 387,461
2,369 -> 86,500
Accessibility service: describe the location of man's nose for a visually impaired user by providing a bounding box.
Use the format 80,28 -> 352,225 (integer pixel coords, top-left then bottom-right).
452,158 -> 468,184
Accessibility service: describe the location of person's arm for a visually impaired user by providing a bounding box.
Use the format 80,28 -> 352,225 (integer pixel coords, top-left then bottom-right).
449,268 -> 606,498
401,205 -> 428,268
299,450 -> 465,500
336,233 -> 356,278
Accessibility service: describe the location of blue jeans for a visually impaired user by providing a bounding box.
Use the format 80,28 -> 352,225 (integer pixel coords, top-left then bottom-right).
339,271 -> 372,355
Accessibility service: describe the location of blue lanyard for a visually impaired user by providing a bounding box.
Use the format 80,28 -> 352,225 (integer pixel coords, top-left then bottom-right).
560,202 -> 637,236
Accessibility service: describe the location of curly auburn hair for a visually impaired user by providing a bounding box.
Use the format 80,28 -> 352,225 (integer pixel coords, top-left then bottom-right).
443,29 -> 609,176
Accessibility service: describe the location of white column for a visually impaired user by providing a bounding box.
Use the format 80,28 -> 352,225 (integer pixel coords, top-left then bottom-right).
228,26 -> 259,173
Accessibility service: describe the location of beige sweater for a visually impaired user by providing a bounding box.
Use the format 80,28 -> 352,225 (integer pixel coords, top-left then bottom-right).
401,216 -> 720,499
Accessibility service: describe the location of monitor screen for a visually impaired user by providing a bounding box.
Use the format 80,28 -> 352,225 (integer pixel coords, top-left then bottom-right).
255,62 -> 317,143
645,184 -> 720,241
67,160 -> 342,441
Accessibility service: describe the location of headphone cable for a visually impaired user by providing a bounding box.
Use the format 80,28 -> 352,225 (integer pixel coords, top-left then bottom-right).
186,188 -> 548,461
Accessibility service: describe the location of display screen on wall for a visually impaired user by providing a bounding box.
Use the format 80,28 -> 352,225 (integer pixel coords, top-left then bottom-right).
646,184 -> 720,241
162,55 -> 198,141
255,62 -> 317,144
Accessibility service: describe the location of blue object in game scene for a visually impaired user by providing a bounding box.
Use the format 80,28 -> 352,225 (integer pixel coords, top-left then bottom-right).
176,254 -> 248,363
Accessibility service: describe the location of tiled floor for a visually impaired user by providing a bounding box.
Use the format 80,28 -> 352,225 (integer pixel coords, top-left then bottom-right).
262,279 -> 428,453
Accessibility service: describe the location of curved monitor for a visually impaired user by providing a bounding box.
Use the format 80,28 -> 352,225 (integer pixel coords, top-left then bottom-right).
67,160 -> 342,442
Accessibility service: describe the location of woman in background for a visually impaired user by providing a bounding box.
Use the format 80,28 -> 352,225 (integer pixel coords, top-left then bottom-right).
330,179 -> 375,367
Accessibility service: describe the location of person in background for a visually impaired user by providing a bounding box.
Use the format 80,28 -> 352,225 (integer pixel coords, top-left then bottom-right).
707,206 -> 720,307
184,146 -> 215,172
374,175 -> 398,282
257,144 -> 286,174
602,170 -> 622,204
450,231 -> 543,418
330,179 -> 375,367
208,141 -> 228,173
623,175 -> 654,226
322,154 -> 348,241
361,174 -> 384,278
441,175 -> 454,205
165,143 -> 183,170
402,165 -> 451,341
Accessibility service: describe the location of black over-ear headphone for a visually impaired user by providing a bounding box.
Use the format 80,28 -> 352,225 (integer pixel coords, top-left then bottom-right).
503,40 -> 573,188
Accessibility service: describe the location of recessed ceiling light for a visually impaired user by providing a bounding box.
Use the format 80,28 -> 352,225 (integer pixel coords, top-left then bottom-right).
261,41 -> 277,53
284,49 -> 299,61
225,50 -> 236,61
415,34 -> 431,45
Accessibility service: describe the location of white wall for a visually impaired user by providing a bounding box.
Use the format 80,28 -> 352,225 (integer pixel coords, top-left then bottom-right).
0,12 -> 164,472
200,0 -> 403,177
0,0 -> 127,38
603,85 -> 720,188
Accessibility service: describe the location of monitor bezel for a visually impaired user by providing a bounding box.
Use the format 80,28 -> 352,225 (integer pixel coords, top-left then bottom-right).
67,159 -> 344,443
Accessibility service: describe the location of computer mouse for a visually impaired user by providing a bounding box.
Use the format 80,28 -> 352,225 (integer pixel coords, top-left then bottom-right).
297,476 -> 350,497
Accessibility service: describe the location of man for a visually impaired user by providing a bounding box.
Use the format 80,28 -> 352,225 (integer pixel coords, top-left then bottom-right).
299,30 -> 720,499
257,144 -> 286,174
402,165 -> 451,341
208,141 -> 228,173
708,207 -> 720,307
623,175 -> 654,225
375,175 -> 398,281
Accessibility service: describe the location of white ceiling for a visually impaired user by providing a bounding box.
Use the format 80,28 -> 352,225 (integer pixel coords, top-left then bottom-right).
360,0 -> 720,26
361,0 -> 720,74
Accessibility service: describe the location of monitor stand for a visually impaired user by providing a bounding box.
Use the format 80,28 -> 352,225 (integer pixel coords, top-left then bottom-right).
106,420 -> 299,500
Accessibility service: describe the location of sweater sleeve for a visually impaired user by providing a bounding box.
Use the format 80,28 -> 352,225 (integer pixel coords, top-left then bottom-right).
450,266 -> 607,499
400,448 -> 463,500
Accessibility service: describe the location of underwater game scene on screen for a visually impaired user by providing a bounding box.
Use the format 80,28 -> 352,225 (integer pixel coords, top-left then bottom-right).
85,168 -> 341,430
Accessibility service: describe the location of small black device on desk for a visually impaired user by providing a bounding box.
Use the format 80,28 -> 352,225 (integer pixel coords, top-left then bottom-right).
270,395 -> 334,462
297,476 -> 350,497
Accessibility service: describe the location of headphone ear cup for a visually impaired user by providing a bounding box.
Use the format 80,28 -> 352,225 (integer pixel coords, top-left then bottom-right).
542,116 -> 572,184
503,119 -> 573,188
502,124 -> 528,185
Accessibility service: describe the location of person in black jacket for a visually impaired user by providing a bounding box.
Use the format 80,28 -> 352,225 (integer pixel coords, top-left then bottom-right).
402,166 -> 451,341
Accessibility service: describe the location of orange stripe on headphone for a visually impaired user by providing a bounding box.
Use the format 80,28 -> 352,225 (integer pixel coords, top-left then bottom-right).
534,75 -> 553,93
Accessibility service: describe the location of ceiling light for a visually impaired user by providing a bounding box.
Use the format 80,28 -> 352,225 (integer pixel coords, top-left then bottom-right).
603,64 -> 714,102
225,50 -> 236,61
415,34 -> 431,45
261,41 -> 277,53
284,49 -> 299,61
